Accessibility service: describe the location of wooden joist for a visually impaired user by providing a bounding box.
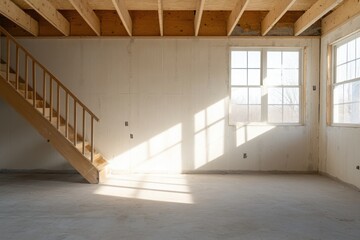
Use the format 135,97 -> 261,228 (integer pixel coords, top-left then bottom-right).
0,0 -> 38,36
23,0 -> 70,36
68,0 -> 101,36
261,0 -> 297,36
194,0 -> 206,36
322,0 -> 360,36
295,0 -> 343,36
112,0 -> 133,36
227,0 -> 250,36
158,0 -> 164,36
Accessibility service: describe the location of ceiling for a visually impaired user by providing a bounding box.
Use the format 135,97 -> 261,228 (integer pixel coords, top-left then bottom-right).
0,0 -> 357,37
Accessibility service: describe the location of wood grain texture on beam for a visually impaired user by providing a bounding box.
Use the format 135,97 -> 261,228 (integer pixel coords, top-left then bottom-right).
261,0 -> 297,36
68,0 -> 101,36
23,0 -> 70,36
158,0 -> 164,36
227,0 -> 250,36
294,0 -> 343,36
0,0 -> 38,36
322,0 -> 360,36
195,0 -> 206,36
112,0 -> 133,36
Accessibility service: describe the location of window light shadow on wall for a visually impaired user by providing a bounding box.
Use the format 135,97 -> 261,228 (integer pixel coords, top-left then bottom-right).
109,124 -> 182,173
194,99 -> 226,169
94,174 -> 194,204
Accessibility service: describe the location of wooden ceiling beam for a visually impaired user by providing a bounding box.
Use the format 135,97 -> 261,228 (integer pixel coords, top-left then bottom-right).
322,0 -> 360,36
261,0 -> 297,36
295,0 -> 343,36
194,0 -> 206,36
227,0 -> 250,36
0,0 -> 38,36
23,0 -> 70,36
112,0 -> 132,36
158,0 -> 163,36
68,0 -> 101,36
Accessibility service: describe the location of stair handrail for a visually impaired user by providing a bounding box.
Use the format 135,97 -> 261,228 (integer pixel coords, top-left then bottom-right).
0,26 -> 99,121
0,26 -> 99,162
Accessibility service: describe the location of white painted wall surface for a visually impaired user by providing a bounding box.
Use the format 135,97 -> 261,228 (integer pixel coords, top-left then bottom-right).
319,15 -> 360,189
0,37 -> 319,173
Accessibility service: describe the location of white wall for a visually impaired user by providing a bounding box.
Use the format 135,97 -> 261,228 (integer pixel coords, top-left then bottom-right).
319,15 -> 360,189
0,37 -> 320,174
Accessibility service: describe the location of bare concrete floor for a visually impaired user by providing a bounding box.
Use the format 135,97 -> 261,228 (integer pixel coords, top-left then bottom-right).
0,173 -> 359,240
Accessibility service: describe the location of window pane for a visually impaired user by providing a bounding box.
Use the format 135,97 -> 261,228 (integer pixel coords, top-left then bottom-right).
333,85 -> 344,104
248,51 -> 261,68
231,69 -> 247,85
336,64 -> 346,82
333,104 -> 343,123
231,88 -> 248,104
357,38 -> 360,58
347,61 -> 356,80
267,69 -> 282,85
283,88 -> 299,104
268,87 -> 282,104
283,105 -> 299,123
356,59 -> 360,78
336,44 -> 347,65
249,87 -> 261,104
283,69 -> 299,85
283,52 -> 299,68
348,40 -> 356,61
231,51 -> 247,68
248,69 -> 261,85
230,104 -> 248,123
268,105 -> 282,123
344,81 -> 360,103
267,52 -> 282,68
344,103 -> 360,124
249,105 -> 261,122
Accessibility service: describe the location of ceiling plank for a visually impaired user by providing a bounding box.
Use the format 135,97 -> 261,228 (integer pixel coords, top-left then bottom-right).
294,0 -> 343,36
0,0 -> 38,36
322,0 -> 360,36
261,0 -> 297,36
194,0 -> 206,36
68,0 -> 101,36
158,0 -> 163,36
23,0 -> 70,36
227,0 -> 250,36
112,0 -> 132,36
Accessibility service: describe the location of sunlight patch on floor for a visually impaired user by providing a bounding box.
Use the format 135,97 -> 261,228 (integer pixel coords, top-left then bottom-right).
94,174 -> 194,204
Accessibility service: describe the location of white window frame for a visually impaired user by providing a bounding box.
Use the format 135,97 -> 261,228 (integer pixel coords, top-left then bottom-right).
331,32 -> 360,127
229,47 -> 304,126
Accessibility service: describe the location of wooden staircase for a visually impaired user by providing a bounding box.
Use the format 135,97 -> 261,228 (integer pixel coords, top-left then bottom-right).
0,27 -> 107,183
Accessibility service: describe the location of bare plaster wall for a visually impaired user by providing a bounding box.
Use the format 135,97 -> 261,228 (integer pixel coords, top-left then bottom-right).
0,37 -> 320,174
319,15 -> 360,189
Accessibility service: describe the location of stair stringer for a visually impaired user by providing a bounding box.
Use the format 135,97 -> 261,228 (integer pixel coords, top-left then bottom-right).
0,74 -> 101,184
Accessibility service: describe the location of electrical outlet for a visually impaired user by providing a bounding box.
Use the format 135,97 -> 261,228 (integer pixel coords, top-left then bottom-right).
130,134 -> 133,139
243,153 -> 247,158
356,165 -> 360,170
125,121 -> 128,126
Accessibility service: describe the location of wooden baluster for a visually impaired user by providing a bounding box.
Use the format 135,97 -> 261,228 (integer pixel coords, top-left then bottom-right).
25,55 -> 28,99
91,116 -> 94,162
15,47 -> 19,90
49,78 -> 53,120
74,100 -> 77,146
57,84 -> 60,130
43,71 -> 46,115
32,61 -> 36,106
6,38 -> 10,82
82,108 -> 85,155
65,92 -> 69,138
